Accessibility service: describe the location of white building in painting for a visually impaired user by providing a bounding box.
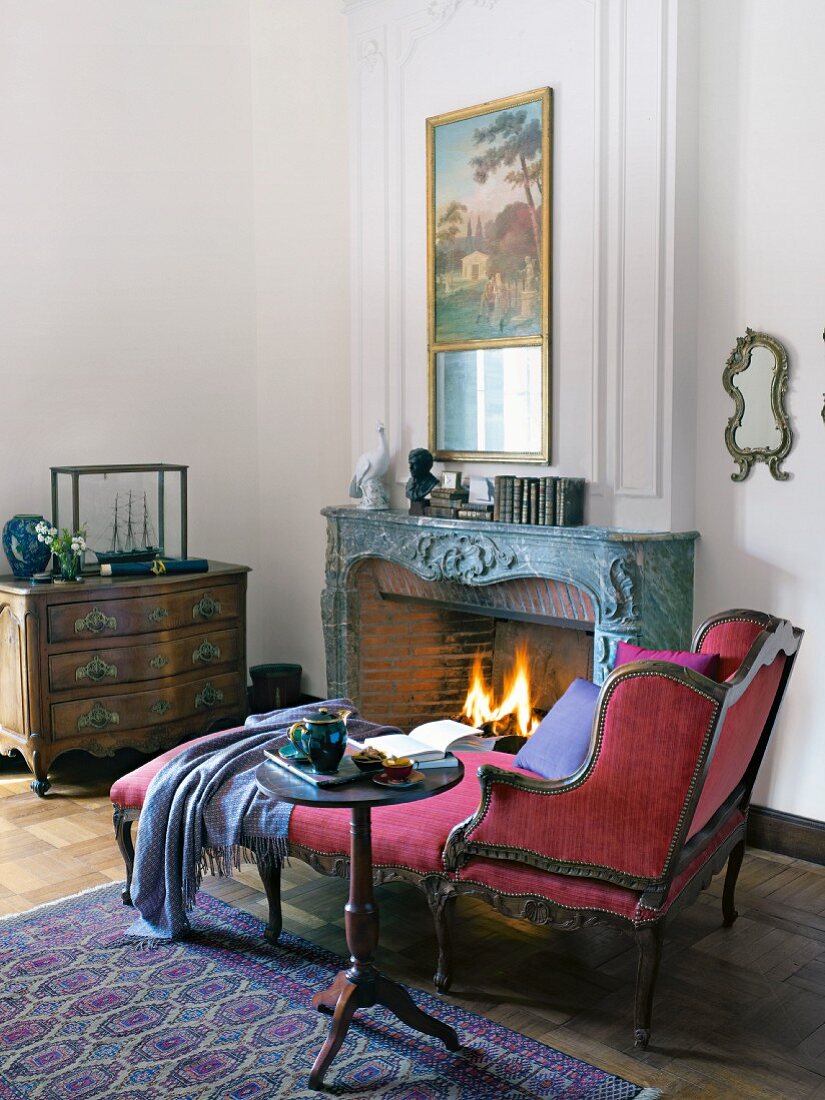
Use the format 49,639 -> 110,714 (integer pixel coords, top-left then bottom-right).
460,250 -> 489,281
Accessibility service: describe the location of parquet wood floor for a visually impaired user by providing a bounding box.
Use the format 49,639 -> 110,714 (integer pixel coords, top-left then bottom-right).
1,749 -> 823,1098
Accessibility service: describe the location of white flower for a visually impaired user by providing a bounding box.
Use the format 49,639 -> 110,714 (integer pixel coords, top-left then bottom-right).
37,534 -> 44,542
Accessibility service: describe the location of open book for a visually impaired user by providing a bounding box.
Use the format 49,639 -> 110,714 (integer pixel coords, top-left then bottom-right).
350,719 -> 489,763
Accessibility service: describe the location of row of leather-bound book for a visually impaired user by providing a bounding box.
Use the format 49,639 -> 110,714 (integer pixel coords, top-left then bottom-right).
493,475 -> 585,526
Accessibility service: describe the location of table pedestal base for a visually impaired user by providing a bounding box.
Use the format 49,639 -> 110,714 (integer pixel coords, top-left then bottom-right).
309,963 -> 459,1090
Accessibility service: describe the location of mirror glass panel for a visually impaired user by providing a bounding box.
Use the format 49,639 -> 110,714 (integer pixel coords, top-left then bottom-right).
434,346 -> 543,455
427,87 -> 552,462
723,329 -> 791,481
732,345 -> 782,449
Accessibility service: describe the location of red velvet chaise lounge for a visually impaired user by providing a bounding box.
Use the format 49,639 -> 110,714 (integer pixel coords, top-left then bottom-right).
111,608 -> 801,1048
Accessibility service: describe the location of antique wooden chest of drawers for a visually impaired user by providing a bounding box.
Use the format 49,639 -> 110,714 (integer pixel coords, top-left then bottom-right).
0,561 -> 249,794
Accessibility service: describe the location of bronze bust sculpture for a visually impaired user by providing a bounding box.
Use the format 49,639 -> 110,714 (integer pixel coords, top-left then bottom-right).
405,448 -> 439,502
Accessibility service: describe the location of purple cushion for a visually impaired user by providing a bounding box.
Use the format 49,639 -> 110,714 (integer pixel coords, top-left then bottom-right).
614,641 -> 720,680
513,678 -> 600,780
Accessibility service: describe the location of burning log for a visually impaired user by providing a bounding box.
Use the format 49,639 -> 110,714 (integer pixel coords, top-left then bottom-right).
451,710 -> 546,738
458,645 -> 544,737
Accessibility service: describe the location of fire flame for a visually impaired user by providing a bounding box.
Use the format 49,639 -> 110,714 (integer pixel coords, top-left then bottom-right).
462,645 -> 539,737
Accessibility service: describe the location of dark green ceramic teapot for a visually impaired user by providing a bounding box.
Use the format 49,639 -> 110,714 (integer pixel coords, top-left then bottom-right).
287,707 -> 351,774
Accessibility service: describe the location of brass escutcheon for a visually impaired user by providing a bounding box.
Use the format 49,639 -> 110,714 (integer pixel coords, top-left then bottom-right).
195,682 -> 224,709
192,640 -> 221,664
74,608 -> 117,635
150,700 -> 172,716
148,607 -> 169,624
192,594 -> 221,620
77,702 -> 119,730
75,656 -> 118,683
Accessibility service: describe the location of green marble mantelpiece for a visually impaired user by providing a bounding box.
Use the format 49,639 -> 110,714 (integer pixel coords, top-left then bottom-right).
321,507 -> 699,692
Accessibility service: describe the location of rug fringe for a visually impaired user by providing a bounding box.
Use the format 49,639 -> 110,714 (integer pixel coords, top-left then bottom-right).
635,1089 -> 662,1098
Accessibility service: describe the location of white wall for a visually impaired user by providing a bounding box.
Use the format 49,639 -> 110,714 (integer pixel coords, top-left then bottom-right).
695,0 -> 825,822
0,1 -> 260,604
0,0 -> 350,695
249,0 -> 351,695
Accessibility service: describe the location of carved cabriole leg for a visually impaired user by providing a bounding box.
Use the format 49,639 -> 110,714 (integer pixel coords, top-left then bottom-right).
634,921 -> 664,1049
722,838 -> 746,927
256,851 -> 283,944
425,881 -> 456,993
30,737 -> 50,798
113,808 -> 136,906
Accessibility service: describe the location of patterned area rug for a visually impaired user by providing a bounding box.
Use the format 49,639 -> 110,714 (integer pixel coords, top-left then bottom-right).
0,885 -> 660,1099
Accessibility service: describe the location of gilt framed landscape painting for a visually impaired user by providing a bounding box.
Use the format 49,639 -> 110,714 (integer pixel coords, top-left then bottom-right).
427,87 -> 552,463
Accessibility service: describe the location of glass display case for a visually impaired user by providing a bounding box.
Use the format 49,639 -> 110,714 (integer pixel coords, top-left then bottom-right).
50,464 -> 188,570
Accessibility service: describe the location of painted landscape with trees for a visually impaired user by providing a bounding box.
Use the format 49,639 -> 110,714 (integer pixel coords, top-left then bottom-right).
430,92 -> 549,346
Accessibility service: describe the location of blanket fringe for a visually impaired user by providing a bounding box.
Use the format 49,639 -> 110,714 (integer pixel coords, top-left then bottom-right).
185,835 -> 290,913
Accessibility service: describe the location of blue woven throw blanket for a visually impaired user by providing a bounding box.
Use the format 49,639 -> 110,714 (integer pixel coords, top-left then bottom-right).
129,699 -> 399,941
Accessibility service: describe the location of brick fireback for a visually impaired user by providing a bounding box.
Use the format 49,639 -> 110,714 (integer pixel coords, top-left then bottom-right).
352,559 -> 593,730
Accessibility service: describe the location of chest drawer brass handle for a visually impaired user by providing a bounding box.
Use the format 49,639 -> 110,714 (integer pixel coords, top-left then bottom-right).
75,656 -> 118,683
149,654 -> 169,670
192,640 -> 221,664
75,608 -> 117,635
195,682 -> 224,709
78,702 -> 120,730
148,607 -> 168,624
150,700 -> 172,716
193,594 -> 221,620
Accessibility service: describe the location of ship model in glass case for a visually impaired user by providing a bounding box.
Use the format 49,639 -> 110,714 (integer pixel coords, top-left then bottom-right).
96,490 -> 159,565
51,464 -> 188,571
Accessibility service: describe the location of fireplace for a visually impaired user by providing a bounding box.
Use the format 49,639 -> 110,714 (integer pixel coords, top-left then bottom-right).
322,508 -> 698,731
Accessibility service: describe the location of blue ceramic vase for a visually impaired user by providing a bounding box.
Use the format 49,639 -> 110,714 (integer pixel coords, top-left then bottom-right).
2,514 -> 52,578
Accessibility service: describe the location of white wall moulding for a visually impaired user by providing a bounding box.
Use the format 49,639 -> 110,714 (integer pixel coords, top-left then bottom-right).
615,0 -> 665,500
351,24 -> 390,456
359,38 -> 384,71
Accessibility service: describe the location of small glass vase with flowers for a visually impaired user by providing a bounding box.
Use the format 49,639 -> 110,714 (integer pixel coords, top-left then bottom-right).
35,521 -> 87,582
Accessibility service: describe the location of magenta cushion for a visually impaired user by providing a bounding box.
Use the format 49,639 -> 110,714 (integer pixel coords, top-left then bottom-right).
614,641 -> 719,680
513,678 -> 599,779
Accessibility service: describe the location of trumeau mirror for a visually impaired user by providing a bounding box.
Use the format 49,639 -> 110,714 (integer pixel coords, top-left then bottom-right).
427,87 -> 552,463
723,328 -> 792,482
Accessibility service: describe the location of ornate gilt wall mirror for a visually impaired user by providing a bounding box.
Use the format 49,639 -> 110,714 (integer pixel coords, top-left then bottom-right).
427,88 -> 553,463
723,328 -> 792,481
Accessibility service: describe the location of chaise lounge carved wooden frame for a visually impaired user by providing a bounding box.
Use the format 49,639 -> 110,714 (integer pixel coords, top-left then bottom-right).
111,609 -> 802,1049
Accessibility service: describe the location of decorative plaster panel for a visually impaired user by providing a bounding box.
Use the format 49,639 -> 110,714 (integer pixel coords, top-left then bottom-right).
345,0 -> 685,530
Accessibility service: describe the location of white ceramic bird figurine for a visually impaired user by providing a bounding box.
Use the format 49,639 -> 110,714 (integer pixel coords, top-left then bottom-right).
349,420 -> 390,509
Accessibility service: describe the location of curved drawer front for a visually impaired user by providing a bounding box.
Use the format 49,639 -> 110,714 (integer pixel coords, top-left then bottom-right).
50,671 -> 241,741
48,584 -> 242,644
48,628 -> 240,692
